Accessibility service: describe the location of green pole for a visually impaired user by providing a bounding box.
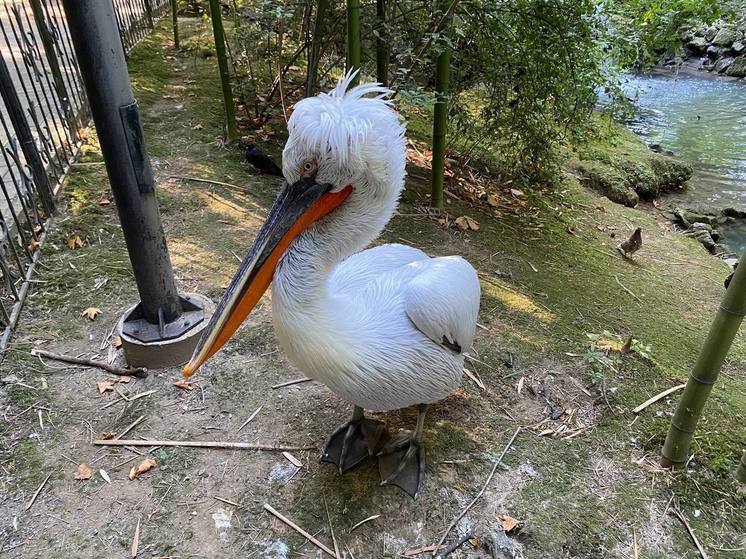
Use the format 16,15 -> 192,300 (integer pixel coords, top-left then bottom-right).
737,449 -> 746,483
208,0 -> 238,142
347,0 -> 361,85
661,256 -> 746,468
170,0 -> 179,49
375,0 -> 388,86
430,1 -> 452,209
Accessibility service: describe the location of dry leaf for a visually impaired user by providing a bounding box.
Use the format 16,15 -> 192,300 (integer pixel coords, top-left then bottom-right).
129,458 -> 156,481
192,123 -> 204,130
99,431 -> 117,440
455,215 -> 480,231
67,234 -> 84,249
117,375 -> 131,384
96,199 -> 111,206
131,518 -> 140,559
81,307 -> 101,321
97,380 -> 115,394
498,513 -> 521,532
595,204 -> 606,213
173,379 -> 194,391
510,188 -> 526,198
487,193 -> 500,207
99,469 -> 111,484
517,376 -> 525,395
114,336 -> 122,349
566,225 -> 576,235
28,239 -> 41,253
74,463 -> 92,480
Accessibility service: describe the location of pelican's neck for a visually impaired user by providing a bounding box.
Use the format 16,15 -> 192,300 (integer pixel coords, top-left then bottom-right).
273,177 -> 399,309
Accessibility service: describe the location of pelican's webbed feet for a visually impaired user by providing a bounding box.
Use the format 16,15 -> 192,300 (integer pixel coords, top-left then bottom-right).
377,404 -> 429,499
321,406 -> 385,473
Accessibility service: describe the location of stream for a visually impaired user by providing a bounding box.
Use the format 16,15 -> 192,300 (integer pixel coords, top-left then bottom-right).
623,71 -> 746,252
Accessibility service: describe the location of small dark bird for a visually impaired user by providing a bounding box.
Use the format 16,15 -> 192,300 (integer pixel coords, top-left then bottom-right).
724,262 -> 738,289
244,144 -> 283,177
618,227 -> 642,258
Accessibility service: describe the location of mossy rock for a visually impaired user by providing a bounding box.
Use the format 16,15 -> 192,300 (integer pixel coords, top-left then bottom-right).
572,161 -> 639,207
612,156 -> 660,198
648,155 -> 693,192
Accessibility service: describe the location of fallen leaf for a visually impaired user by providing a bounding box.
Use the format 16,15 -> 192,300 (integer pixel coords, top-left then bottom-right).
595,204 -> 606,213
99,469 -> 111,484
510,188 -> 526,198
99,431 -> 117,440
498,513 -> 521,532
517,376 -> 525,395
67,234 -> 84,249
114,336 -> 122,349
74,463 -> 92,480
117,375 -> 131,383
131,518 -> 140,559
129,458 -> 156,481
454,215 -> 480,231
192,123 -> 204,130
173,379 -> 194,391
566,225 -> 576,235
33,224 -> 43,235
27,239 -> 41,253
96,198 -> 111,206
81,307 -> 101,321
487,193 -> 500,207
97,380 -> 115,394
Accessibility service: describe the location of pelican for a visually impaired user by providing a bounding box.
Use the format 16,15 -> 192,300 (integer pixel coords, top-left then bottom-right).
183,72 -> 480,497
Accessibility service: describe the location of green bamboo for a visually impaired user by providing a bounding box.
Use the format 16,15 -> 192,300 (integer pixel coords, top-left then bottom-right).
375,0 -> 389,86
171,0 -> 179,49
430,1 -> 453,209
661,255 -> 746,468
347,0 -> 361,85
208,0 -> 238,142
305,0 -> 330,97
737,449 -> 746,483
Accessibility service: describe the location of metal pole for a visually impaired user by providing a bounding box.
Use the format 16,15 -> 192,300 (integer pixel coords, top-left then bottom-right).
170,0 -> 179,49
0,56 -> 55,216
60,0 -> 181,324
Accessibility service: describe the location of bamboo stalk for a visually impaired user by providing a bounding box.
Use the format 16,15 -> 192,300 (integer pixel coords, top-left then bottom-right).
94,439 -> 314,452
306,0 -> 330,97
737,449 -> 746,483
208,0 -> 238,142
661,252 -> 746,468
170,0 -> 179,49
375,0 -> 389,86
430,0 -> 453,209
346,0 -> 361,84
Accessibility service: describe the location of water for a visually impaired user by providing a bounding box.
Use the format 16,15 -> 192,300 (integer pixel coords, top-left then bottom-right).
621,71 -> 746,252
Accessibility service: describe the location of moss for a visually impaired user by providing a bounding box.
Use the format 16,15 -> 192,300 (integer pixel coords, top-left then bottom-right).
571,160 -> 640,207
648,154 -> 693,192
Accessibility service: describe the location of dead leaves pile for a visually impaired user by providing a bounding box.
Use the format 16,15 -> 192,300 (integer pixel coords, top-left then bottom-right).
96,376 -> 131,394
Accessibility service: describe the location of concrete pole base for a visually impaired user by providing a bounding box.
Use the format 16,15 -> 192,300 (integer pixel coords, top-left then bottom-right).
119,292 -> 214,369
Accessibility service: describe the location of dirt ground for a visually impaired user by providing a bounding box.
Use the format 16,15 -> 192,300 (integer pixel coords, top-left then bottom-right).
1,19 -> 745,559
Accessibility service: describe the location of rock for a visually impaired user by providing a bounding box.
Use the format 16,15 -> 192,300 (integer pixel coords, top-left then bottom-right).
705,25 -> 719,42
687,36 -> 708,53
573,161 -> 639,208
715,57 -> 734,73
685,225 -> 717,253
648,155 -> 692,192
726,56 -> 746,77
711,229 -> 721,242
706,45 -> 720,58
613,157 -> 659,199
733,41 -> 746,54
679,209 -> 719,226
712,25 -> 740,48
721,207 -> 746,219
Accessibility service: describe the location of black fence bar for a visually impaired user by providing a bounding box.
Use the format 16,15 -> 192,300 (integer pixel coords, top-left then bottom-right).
0,0 -> 171,355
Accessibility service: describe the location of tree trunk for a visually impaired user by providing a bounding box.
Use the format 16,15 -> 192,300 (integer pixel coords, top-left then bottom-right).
208,0 -> 238,142
171,0 -> 179,49
376,0 -> 389,86
306,0 -> 330,97
661,256 -> 746,468
737,449 -> 746,483
430,0 -> 453,209
347,0 -> 361,85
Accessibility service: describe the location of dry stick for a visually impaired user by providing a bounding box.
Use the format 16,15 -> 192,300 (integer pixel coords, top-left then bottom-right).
324,498 -> 341,559
632,384 -> 686,414
95,439 -> 315,452
432,428 -> 521,556
614,275 -> 643,304
462,367 -> 485,390
169,175 -> 245,193
101,390 -> 157,410
114,415 -> 146,440
236,405 -> 263,433
31,349 -> 147,378
349,514 -> 380,532
263,504 -> 337,558
272,377 -> 312,389
213,496 -> 241,507
671,507 -> 708,559
441,531 -> 473,557
24,473 -> 52,511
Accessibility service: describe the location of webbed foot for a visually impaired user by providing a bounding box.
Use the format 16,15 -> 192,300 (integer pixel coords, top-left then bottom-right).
321,407 -> 385,473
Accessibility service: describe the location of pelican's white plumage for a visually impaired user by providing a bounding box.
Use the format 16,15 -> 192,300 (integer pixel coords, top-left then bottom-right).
272,72 -> 481,412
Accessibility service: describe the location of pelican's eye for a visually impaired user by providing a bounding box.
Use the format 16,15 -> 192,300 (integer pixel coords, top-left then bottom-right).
300,159 -> 317,178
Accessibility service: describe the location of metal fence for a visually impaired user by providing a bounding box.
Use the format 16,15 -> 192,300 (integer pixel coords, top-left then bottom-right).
0,0 -> 169,353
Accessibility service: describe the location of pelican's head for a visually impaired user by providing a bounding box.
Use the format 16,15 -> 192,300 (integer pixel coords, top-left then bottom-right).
183,72 -> 406,377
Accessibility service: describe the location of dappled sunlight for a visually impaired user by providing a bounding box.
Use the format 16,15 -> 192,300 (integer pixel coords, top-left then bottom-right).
481,278 -> 555,323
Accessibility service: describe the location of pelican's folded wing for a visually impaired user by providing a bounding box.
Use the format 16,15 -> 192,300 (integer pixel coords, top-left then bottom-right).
403,256 -> 481,353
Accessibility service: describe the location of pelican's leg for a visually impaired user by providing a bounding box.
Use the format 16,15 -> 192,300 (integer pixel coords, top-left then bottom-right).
321,406 -> 386,474
378,404 -> 428,499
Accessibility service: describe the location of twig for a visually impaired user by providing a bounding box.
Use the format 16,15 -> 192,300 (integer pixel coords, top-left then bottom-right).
25,473 -> 52,511
349,514 -> 380,532
168,175 -> 245,193
31,349 -> 147,378
632,384 -> 686,414
213,496 -> 241,507
95,439 -> 315,452
432,428 -> 521,556
324,498 -> 341,559
101,390 -> 156,410
614,275 -> 643,304
462,367 -> 485,390
237,405 -> 262,433
272,377 -> 312,389
670,506 -> 708,559
441,531 -> 473,557
263,504 -> 336,558
114,415 -> 146,440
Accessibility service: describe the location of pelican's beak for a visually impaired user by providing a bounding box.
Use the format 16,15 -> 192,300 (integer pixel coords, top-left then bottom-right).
183,178 -> 352,377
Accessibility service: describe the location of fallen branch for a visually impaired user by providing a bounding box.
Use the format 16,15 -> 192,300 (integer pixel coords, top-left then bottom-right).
272,377 -> 312,389
25,472 -> 52,511
671,506 -> 708,559
236,405 -> 262,433
441,531 -> 473,557
349,514 -> 380,532
95,439 -> 315,452
114,415 -> 146,440
264,503 -> 336,558
615,275 -> 643,304
432,428 -> 521,556
101,390 -> 156,410
463,367 -> 485,390
31,349 -> 147,378
168,175 -> 245,193
632,384 -> 686,414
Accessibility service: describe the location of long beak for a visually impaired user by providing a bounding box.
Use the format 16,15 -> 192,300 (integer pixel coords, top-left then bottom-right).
183,178 -> 352,377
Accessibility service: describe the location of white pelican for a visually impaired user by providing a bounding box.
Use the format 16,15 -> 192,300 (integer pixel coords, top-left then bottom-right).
183,72 -> 481,497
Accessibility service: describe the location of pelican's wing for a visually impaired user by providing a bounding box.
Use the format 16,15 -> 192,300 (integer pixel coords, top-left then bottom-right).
403,256 -> 480,353
329,243 -> 428,295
